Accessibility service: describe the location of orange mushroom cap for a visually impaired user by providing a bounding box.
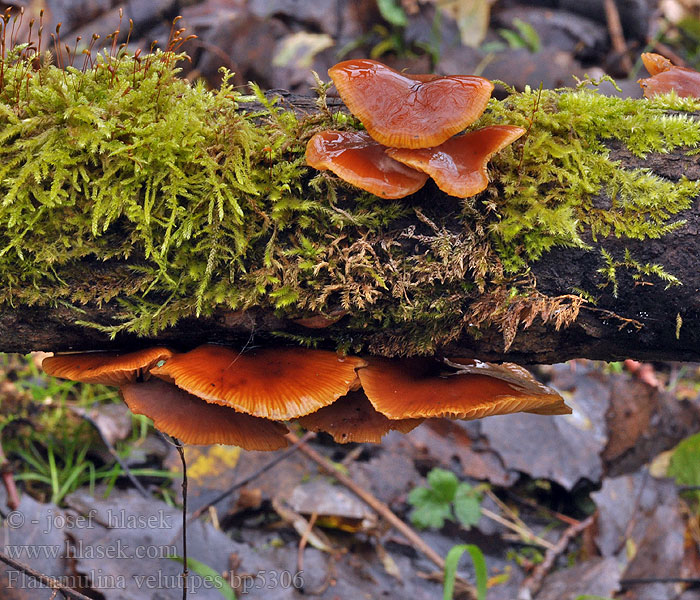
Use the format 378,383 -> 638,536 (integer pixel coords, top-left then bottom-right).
306,130 -> 428,199
641,52 -> 674,76
638,52 -> 700,98
42,347 -> 173,386
386,125 -> 526,198
357,357 -> 569,420
328,59 -> 494,149
297,390 -> 423,443
121,379 -> 289,450
149,344 -> 367,420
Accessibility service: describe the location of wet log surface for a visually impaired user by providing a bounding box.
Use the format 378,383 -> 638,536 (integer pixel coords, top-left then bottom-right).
1,96 -> 699,363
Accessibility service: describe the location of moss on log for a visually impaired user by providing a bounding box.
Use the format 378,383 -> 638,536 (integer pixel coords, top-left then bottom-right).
0,47 -> 699,362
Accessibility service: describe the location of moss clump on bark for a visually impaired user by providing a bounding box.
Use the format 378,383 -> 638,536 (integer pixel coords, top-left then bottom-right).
1,45 -> 699,355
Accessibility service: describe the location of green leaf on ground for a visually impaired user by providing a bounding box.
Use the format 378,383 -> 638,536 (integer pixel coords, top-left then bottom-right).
453,482 -> 482,528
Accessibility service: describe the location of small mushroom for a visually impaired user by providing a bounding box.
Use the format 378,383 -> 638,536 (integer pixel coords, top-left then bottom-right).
42,347 -> 173,386
328,59 -> 494,148
641,52 -> 673,76
357,357 -> 569,420
305,130 -> 428,198
638,52 -> 700,98
297,390 -> 423,443
386,125 -> 526,198
149,344 -> 367,420
121,379 -> 289,450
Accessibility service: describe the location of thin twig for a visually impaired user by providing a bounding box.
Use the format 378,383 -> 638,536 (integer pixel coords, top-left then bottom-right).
284,432 -> 477,598
172,437 -> 188,600
483,488 -> 557,546
517,514 -> 595,600
480,506 -> 555,550
603,0 -> 633,73
296,510 -> 317,591
0,550 -> 93,599
189,431 -> 316,521
286,432 -> 445,565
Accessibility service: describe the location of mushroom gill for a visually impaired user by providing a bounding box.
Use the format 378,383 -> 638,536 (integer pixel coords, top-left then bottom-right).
297,390 -> 423,443
357,357 -> 569,420
149,344 -> 367,420
121,379 -> 289,450
42,347 -> 174,386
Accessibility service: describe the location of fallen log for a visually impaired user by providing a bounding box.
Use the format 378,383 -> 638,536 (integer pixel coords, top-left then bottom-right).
1,53 -> 699,363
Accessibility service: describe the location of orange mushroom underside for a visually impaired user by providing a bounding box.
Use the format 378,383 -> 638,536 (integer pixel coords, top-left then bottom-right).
41,343 -> 569,450
329,59 -> 494,148
149,344 -> 367,420
358,357 -> 569,420
42,347 -> 173,386
121,379 -> 289,450
297,390 -> 423,443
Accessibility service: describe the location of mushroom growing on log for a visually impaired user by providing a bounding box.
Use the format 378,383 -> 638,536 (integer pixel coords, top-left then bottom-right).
305,130 -> 428,198
328,59 -> 494,148
148,344 -> 367,420
42,348 -> 290,449
386,125 -> 526,198
638,52 -> 700,98
42,346 -> 568,449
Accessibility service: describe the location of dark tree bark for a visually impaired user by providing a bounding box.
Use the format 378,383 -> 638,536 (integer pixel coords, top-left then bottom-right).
1,96 -> 699,363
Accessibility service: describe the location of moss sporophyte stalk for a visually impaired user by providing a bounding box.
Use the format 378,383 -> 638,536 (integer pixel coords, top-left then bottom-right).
1,42 -> 698,354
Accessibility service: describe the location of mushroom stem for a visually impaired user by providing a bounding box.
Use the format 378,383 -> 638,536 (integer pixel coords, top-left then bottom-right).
172,436 -> 188,600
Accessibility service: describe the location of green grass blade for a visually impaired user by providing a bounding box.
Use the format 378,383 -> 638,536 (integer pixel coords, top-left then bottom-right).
13,473 -> 53,485
47,443 -> 60,504
169,556 -> 237,600
443,544 -> 488,600
56,463 -> 88,503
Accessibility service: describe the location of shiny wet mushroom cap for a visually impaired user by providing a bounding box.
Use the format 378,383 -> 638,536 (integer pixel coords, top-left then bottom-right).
386,125 -> 526,198
357,357 -> 569,420
42,347 -> 174,386
638,52 -> 700,98
306,130 -> 428,198
120,379 -> 289,450
149,344 -> 367,420
328,59 -> 494,149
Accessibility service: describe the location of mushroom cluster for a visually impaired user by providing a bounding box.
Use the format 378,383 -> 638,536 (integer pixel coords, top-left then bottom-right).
42,346 -> 570,450
306,59 -> 526,199
638,52 -> 700,98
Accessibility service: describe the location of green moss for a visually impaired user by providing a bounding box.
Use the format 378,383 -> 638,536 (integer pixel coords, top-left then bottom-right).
1,45 -> 699,354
